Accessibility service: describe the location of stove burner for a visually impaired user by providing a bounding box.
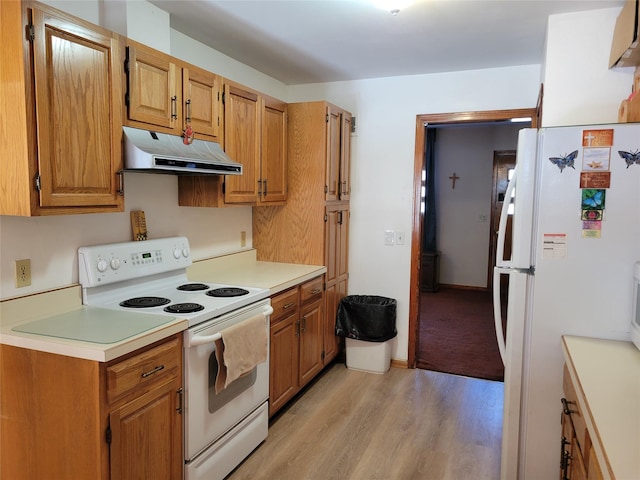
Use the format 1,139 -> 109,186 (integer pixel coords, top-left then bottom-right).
164,303 -> 205,314
206,287 -> 250,298
177,283 -> 210,291
119,297 -> 171,308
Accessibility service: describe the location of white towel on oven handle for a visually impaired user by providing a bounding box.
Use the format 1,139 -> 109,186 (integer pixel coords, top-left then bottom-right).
214,312 -> 268,393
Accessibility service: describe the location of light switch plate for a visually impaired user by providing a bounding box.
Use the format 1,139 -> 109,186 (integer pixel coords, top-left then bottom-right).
384,230 -> 395,246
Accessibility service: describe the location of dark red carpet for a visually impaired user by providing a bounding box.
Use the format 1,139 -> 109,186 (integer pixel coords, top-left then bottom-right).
417,287 -> 505,381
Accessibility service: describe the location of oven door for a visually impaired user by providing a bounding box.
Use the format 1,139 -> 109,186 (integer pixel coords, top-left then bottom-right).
183,299 -> 271,461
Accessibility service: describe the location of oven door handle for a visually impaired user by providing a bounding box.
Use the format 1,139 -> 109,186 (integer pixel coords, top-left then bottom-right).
186,305 -> 273,347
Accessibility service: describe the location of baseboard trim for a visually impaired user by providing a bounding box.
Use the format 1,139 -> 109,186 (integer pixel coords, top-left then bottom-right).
391,359 -> 408,369
438,283 -> 488,292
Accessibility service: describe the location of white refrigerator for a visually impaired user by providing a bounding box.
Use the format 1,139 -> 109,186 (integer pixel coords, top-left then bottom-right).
492,124 -> 640,479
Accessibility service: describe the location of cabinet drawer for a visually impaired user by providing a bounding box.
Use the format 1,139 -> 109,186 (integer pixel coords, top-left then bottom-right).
271,288 -> 299,323
300,277 -> 323,305
562,365 -> 587,451
107,337 -> 180,404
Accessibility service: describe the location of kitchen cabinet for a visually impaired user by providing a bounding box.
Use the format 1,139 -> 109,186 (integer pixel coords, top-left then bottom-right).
222,83 -> 287,205
325,105 -> 352,202
0,0 -> 124,216
560,364 -> 604,480
254,101 -> 352,367
125,40 -> 222,142
269,276 -> 324,417
0,334 -> 183,479
178,82 -> 287,207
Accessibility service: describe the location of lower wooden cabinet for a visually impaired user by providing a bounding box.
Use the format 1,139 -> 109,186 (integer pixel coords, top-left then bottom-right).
269,276 -> 324,417
560,365 -> 604,480
0,334 -> 183,479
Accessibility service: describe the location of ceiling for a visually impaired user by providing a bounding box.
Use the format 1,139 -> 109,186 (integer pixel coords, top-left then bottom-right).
149,0 -> 625,85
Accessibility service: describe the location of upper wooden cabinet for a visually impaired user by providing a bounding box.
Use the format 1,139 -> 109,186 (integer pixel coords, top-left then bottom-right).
223,83 -> 287,205
325,105 -> 351,202
125,41 -> 222,143
0,1 -> 125,216
178,82 -> 287,207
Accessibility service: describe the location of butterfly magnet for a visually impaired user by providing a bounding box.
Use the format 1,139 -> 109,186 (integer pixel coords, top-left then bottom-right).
549,150 -> 578,172
581,189 -> 606,211
618,150 -> 640,168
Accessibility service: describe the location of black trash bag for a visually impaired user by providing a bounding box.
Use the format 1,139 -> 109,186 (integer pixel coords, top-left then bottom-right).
335,295 -> 397,342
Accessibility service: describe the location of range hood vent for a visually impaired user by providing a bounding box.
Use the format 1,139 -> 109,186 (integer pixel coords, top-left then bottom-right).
123,126 -> 242,175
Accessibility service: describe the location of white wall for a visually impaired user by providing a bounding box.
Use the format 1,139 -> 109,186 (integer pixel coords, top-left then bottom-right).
542,7 -> 635,126
435,124 -> 521,288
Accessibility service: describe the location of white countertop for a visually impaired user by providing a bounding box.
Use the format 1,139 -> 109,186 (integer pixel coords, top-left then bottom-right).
0,250 -> 326,362
561,336 -> 640,480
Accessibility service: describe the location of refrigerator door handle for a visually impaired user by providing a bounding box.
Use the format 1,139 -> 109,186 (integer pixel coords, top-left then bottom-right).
495,164 -> 518,268
493,267 -> 507,365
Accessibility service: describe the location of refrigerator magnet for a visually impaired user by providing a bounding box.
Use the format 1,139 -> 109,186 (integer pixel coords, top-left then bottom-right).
579,172 -> 610,189
618,150 -> 640,168
582,129 -> 614,147
582,147 -> 610,170
582,220 -> 602,238
581,189 -> 606,210
581,210 -> 603,221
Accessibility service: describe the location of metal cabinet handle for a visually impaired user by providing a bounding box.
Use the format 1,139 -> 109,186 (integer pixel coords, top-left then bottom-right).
301,316 -> 307,333
263,179 -> 267,197
283,302 -> 295,310
185,99 -> 191,123
176,387 -> 183,414
257,179 -> 263,198
311,289 -> 321,295
141,365 -> 165,378
171,96 -> 177,120
116,171 -> 124,196
561,397 -> 576,416
295,320 -> 300,337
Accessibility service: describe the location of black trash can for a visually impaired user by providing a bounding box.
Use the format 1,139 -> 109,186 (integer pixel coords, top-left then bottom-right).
335,295 -> 397,373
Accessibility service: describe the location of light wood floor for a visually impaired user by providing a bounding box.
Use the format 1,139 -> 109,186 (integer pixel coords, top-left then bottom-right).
227,363 -> 504,480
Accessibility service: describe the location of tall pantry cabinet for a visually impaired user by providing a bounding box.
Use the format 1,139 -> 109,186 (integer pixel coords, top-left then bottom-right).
253,101 -> 352,365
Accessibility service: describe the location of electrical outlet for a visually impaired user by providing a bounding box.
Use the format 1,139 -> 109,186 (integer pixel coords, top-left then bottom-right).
240,231 -> 247,247
384,230 -> 395,246
15,259 -> 31,288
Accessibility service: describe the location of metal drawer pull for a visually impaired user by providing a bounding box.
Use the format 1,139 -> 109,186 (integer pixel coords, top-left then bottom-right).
283,302 -> 295,309
561,397 -> 576,415
310,289 -> 321,295
141,365 -> 165,378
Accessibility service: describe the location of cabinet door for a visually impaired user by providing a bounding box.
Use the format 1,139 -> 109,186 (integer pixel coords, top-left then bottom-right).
183,66 -> 221,141
338,207 -> 349,279
109,379 -> 183,480
126,43 -> 179,132
31,8 -> 123,209
339,112 -> 352,201
298,299 -> 324,388
325,105 -> 341,202
224,84 -> 260,203
325,206 -> 339,285
260,97 -> 287,204
269,313 -> 299,416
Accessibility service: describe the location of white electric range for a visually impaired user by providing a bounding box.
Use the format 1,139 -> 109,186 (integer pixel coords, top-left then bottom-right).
78,236 -> 272,480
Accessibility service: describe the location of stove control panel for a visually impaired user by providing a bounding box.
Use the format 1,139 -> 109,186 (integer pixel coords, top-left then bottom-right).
78,236 -> 192,287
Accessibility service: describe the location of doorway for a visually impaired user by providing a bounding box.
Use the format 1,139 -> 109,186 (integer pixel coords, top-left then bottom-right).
408,108 -> 538,370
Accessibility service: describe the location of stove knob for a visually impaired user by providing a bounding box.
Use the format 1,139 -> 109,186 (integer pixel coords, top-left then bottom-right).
96,259 -> 108,273
110,257 -> 121,270
173,248 -> 181,260
182,247 -> 190,258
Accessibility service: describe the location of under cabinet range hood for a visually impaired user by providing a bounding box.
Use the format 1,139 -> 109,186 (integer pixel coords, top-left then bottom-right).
122,126 -> 242,175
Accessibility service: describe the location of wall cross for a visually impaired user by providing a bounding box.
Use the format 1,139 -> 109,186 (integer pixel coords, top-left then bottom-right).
448,172 -> 460,189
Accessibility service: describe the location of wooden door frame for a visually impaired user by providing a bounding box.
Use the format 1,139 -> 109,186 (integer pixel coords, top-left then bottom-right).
408,108 -> 538,368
